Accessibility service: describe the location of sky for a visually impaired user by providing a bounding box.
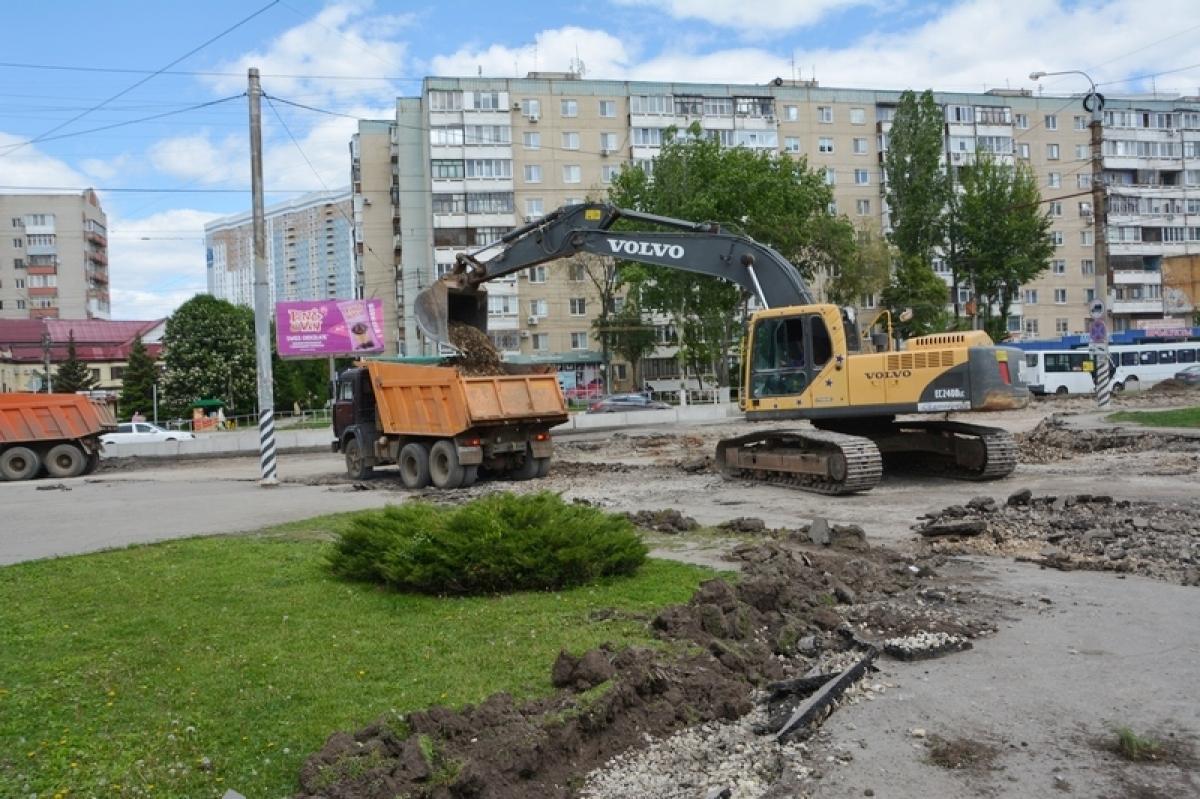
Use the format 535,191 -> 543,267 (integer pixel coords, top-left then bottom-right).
1,0 -> 1198,320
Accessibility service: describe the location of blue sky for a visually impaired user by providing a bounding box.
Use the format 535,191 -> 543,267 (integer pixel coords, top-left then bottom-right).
1,0 -> 1197,319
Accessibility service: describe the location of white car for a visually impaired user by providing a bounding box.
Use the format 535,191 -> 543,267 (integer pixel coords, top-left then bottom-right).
101,422 -> 196,444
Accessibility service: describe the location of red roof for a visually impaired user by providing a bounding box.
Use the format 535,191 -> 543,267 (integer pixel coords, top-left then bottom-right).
0,318 -> 164,363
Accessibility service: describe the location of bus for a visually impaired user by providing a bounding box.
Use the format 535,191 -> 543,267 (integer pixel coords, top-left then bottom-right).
1023,340 -> 1200,395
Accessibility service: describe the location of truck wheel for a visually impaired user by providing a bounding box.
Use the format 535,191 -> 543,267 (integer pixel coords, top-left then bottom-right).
0,446 -> 41,481
429,440 -> 464,489
344,437 -> 374,480
82,451 -> 101,476
461,465 -> 479,487
398,443 -> 431,489
45,443 -> 86,478
511,448 -> 541,481
535,457 -> 551,478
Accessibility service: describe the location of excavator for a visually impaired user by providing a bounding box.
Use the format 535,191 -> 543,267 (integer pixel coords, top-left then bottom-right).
414,202 -> 1029,495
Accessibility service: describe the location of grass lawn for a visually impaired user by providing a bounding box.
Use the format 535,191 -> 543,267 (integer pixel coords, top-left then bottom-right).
0,513 -> 713,799
1107,406 -> 1200,428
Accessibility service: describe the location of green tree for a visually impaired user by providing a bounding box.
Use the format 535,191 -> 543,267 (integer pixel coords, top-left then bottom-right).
881,255 -> 952,338
574,252 -> 622,392
52,330 -> 96,394
608,124 -> 855,386
954,155 -> 1054,341
884,89 -> 951,263
593,299 -> 659,388
273,355 -> 331,411
160,295 -> 256,416
119,335 -> 158,419
826,229 -> 893,308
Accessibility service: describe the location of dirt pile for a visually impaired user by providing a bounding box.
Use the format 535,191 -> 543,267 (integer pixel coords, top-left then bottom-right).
449,322 -> 504,376
1017,414 -> 1200,463
294,540 -> 998,799
624,508 -> 700,533
916,491 -> 1200,585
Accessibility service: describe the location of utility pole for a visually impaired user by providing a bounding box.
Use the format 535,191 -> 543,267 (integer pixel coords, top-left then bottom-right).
249,67 -> 278,484
41,327 -> 52,393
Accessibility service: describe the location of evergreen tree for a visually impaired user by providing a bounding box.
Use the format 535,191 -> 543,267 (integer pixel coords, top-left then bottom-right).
884,90 -> 951,264
119,335 -> 158,419
52,330 -> 96,394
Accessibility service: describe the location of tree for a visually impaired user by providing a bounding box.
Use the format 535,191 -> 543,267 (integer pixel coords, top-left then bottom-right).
954,155 -> 1054,341
52,330 -> 96,394
884,89 -> 951,264
573,252 -> 622,392
593,298 -> 659,388
160,295 -> 256,417
881,255 -> 952,338
119,335 -> 158,419
608,124 -> 856,386
825,229 -> 892,309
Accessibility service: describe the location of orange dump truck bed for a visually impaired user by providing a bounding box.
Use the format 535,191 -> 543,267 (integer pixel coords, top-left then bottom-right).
0,393 -> 115,445
364,361 -> 568,436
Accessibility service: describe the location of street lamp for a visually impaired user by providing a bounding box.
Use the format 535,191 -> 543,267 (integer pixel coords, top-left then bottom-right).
1030,68 -> 1112,406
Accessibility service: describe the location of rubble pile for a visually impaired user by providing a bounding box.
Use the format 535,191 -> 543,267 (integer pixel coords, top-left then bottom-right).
1018,415 -> 1200,463
295,540 -> 996,799
449,322 -> 505,376
624,508 -> 701,533
916,491 -> 1200,585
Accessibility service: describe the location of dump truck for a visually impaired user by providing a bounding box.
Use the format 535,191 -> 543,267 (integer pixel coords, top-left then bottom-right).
332,360 -> 569,488
0,393 -> 116,481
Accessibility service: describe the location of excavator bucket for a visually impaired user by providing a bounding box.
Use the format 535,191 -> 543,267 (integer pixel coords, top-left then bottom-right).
414,280 -> 488,345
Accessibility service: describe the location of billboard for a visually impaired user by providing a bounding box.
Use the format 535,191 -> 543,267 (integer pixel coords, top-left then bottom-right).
276,299 -> 385,358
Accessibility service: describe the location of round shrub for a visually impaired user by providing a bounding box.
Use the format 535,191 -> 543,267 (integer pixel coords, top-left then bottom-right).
327,492 -> 647,595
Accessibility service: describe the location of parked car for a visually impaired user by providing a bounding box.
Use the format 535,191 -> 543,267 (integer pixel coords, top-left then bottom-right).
587,394 -> 672,413
101,422 -> 196,444
563,379 -> 604,401
1174,364 -> 1200,386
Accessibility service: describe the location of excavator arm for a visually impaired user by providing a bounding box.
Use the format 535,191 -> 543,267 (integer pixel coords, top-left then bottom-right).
414,202 -> 814,344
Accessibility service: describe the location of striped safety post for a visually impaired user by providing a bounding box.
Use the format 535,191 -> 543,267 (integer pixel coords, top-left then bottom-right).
259,407 -> 278,483
1094,347 -> 1112,407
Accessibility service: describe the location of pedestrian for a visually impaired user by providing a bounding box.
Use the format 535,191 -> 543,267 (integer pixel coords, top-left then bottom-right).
131,409 -> 146,422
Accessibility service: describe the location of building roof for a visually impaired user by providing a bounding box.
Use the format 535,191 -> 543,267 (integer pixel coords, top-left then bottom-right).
0,318 -> 165,363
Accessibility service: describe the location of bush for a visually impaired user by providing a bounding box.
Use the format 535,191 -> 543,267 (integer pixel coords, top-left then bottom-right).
327,492 -> 648,594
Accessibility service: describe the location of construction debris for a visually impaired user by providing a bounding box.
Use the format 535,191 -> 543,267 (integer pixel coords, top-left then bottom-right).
449,321 -> 505,375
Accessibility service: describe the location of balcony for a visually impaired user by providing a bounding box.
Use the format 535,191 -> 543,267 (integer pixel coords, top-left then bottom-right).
1112,270 -> 1161,285
28,286 -> 58,298
26,264 -> 57,276
85,230 -> 107,247
31,308 -> 59,319
1112,299 -> 1163,314
87,249 -> 108,265
87,267 -> 109,285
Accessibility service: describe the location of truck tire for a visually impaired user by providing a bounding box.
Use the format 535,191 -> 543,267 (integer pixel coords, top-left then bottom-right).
535,457 -> 551,478
344,437 -> 374,480
398,442 -> 431,489
511,447 -> 541,481
1,446 -> 41,481
429,439 -> 464,489
461,465 -> 479,487
82,451 -> 101,476
45,443 -> 86,478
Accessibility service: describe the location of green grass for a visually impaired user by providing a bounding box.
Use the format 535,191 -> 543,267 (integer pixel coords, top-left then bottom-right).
1114,727 -> 1165,762
0,512 -> 712,799
1107,406 -> 1200,428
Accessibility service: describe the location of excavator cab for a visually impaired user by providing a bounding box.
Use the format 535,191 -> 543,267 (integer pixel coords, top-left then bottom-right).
747,309 -> 838,400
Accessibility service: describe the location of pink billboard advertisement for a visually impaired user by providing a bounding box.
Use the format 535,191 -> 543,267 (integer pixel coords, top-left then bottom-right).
275,299 -> 385,357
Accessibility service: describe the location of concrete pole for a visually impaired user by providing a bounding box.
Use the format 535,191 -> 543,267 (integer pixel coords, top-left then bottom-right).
1088,83 -> 1113,407
249,68 -> 278,485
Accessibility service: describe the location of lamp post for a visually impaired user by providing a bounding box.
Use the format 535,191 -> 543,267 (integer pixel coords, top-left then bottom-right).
1030,69 -> 1112,406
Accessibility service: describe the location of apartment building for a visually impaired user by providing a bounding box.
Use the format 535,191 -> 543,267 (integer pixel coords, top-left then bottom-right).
0,190 -> 110,321
205,188 -> 354,308
351,75 -> 1200,366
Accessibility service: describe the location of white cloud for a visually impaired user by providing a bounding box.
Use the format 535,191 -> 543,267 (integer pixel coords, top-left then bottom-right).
430,27 -> 632,79
80,154 -> 134,183
106,208 -> 224,319
0,133 -> 93,188
147,133 -> 246,186
613,0 -> 873,32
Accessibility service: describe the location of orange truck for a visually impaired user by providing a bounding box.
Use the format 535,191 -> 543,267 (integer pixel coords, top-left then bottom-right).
0,393 -> 116,481
332,360 -> 568,488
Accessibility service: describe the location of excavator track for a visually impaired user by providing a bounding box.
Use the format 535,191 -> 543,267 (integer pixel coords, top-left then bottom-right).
715,428 -> 883,495
870,421 -> 1018,481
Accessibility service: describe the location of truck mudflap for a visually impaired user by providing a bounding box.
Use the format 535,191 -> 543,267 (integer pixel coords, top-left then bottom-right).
456,445 -> 483,466
530,437 -> 553,459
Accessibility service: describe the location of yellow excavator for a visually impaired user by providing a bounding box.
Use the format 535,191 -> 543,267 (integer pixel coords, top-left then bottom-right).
415,203 -> 1029,494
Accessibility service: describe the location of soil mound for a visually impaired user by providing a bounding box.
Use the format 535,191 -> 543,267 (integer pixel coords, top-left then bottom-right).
449,322 -> 504,376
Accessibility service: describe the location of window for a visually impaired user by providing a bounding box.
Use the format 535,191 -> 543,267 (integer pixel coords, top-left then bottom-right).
1077,174 -> 1091,188
1046,143 -> 1060,160
531,333 -> 548,351
1015,113 -> 1028,129
856,199 -> 871,216
854,169 -> 870,185
734,130 -> 778,149
1024,318 -> 1039,336
429,90 -> 463,111
633,128 -> 664,147
464,159 -> 512,179
13,258 -> 23,269
630,95 -> 671,115
850,107 -> 865,125
430,126 -> 464,146
1051,231 -> 1064,246
561,131 -> 580,150
472,91 -> 501,110
599,132 -> 618,152
529,266 -> 547,284
601,164 -> 619,183
1074,115 -> 1088,130
561,99 -> 578,117
464,125 -> 510,145
1049,201 -> 1062,217
571,332 -> 589,350
569,298 -> 587,316
705,128 -> 734,147
1080,230 -> 1093,246
12,239 -> 22,248
562,165 -> 581,184
16,300 -> 25,310
1044,114 -> 1057,130
523,131 -> 540,149
487,294 -> 516,316
474,226 -> 506,245
525,198 -> 543,218
1056,318 -> 1070,334
784,105 -> 799,121
1054,288 -> 1067,304
520,99 -> 541,118
1086,288 -> 1096,302
1024,289 -> 1038,304
432,159 -> 465,179
1052,259 -> 1066,274
1075,144 -> 1089,160
529,299 -> 548,316
15,278 -> 26,289
818,137 -> 834,153
1081,259 -> 1094,275
784,137 -> 800,153
10,218 -> 19,228
822,167 -> 835,186
1048,172 -> 1061,188
1018,143 -> 1030,159
598,100 -> 616,117
702,97 -> 733,116
818,106 -> 833,123
853,137 -> 868,154
946,105 -> 974,123
523,165 -> 542,183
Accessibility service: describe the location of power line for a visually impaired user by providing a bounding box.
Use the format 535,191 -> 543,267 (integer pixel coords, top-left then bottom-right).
0,0 -> 282,161
1097,61 -> 1200,88
0,95 -> 245,149
0,60 -> 420,83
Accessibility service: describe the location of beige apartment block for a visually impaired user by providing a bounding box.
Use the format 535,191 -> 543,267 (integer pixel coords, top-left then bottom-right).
351,76 -> 1200,368
0,190 -> 110,321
